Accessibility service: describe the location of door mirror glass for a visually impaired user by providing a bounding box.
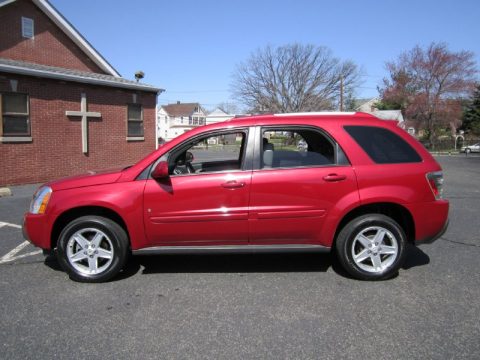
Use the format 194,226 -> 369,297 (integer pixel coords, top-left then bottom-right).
151,161 -> 169,180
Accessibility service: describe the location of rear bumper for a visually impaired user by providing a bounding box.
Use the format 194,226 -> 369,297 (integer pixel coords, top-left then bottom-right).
407,200 -> 449,245
416,218 -> 449,244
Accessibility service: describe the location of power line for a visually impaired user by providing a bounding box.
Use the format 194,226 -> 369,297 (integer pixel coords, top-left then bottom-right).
359,74 -> 385,79
156,98 -> 244,108
165,89 -> 229,94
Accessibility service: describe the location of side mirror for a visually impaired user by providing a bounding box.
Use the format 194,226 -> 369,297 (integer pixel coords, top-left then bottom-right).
151,161 -> 169,180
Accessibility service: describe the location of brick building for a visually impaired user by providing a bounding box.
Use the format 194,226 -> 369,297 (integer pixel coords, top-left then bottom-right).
0,0 -> 162,185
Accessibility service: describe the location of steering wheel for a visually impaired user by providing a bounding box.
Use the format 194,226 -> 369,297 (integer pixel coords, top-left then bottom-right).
172,167 -> 184,175
186,162 -> 195,174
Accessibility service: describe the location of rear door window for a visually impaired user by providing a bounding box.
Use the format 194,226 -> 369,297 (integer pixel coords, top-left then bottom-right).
261,128 -> 339,169
344,126 -> 422,164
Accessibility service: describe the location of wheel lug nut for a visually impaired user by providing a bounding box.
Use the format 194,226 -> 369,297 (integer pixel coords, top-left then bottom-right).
368,244 -> 372,248
83,251 -> 87,255
89,255 -> 93,258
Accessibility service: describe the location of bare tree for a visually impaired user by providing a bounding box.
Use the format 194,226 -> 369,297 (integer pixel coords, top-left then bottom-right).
379,43 -> 478,143
217,102 -> 240,115
231,44 -> 361,113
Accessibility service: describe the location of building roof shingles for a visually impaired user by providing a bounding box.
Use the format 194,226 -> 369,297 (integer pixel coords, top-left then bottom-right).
162,103 -> 203,117
0,58 -> 162,93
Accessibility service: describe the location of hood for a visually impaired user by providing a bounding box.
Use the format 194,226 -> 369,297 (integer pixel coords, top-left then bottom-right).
47,168 -> 124,191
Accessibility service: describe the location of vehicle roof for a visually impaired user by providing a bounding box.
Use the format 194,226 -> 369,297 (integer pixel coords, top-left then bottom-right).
166,111 -> 390,147
202,111 -> 380,130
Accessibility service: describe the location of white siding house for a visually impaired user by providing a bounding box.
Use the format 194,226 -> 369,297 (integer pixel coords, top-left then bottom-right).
355,98 -> 406,129
205,108 -> 235,125
157,102 -> 207,144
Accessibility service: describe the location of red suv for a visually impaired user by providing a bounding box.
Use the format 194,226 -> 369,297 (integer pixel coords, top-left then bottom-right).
23,112 -> 449,282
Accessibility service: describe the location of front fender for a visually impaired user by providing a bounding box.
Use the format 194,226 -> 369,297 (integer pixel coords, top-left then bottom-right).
47,180 -> 148,250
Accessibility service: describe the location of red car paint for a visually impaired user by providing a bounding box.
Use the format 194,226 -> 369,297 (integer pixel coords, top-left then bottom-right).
23,113 -> 449,252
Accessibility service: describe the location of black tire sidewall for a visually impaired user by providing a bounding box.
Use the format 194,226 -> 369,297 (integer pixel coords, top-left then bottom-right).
56,216 -> 128,283
336,214 -> 407,280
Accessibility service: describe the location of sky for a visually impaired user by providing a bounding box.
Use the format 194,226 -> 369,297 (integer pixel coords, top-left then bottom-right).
50,0 -> 480,111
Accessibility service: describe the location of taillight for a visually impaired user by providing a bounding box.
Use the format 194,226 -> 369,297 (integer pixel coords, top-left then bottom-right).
426,171 -> 444,200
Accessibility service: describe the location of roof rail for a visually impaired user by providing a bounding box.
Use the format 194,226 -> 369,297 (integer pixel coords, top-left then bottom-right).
274,112 -> 356,117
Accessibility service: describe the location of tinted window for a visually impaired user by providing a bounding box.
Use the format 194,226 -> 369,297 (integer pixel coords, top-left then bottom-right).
344,126 -> 421,164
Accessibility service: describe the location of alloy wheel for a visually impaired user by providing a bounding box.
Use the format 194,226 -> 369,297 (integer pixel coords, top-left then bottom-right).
66,228 -> 114,275
351,226 -> 398,273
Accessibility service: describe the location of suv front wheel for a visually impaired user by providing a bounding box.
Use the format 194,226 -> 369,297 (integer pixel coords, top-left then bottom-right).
56,216 -> 129,283
336,214 -> 407,280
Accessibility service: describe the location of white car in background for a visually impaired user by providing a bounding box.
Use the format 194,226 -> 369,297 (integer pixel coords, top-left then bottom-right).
461,143 -> 480,153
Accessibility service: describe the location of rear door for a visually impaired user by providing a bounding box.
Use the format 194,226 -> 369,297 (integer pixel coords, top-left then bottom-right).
249,126 -> 359,246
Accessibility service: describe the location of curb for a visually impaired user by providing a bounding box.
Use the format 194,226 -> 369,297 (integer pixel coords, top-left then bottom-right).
0,187 -> 12,197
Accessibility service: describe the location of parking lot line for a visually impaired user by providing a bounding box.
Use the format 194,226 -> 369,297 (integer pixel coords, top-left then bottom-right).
0,241 -> 43,264
0,221 -> 22,229
0,222 -> 43,264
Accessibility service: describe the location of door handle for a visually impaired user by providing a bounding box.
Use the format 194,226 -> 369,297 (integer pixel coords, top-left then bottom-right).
222,180 -> 245,189
323,174 -> 347,182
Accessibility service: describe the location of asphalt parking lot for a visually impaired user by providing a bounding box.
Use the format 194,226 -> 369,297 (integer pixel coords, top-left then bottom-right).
1,155 -> 479,359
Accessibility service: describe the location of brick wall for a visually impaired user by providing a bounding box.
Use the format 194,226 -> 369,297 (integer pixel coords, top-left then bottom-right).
0,0 -> 105,74
0,74 -> 157,185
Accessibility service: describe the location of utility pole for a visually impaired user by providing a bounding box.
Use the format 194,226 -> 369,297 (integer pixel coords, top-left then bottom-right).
339,75 -> 344,112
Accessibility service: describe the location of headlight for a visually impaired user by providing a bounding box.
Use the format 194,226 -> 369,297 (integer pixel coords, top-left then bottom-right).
30,186 -> 52,214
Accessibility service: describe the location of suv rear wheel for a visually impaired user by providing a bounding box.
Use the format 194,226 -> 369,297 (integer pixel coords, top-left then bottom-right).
56,216 -> 129,283
336,214 -> 407,280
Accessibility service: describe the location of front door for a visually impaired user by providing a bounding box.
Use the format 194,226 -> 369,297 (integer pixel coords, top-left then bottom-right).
144,130 -> 252,246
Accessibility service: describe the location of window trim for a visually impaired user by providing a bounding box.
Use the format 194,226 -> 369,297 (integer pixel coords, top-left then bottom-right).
127,103 -> 144,138
0,136 -> 32,143
0,92 -> 31,140
162,127 -> 252,178
21,17 -> 34,39
253,125 -> 350,171
126,136 -> 144,141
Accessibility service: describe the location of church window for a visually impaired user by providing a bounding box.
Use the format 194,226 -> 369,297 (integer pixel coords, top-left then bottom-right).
127,104 -> 143,137
1,93 -> 30,137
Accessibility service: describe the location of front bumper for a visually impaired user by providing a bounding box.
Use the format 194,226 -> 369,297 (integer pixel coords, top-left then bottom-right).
22,212 -> 51,250
22,216 -> 30,242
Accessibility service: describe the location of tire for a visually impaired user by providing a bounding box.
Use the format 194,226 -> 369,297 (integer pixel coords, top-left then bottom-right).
56,216 -> 129,283
335,214 -> 407,280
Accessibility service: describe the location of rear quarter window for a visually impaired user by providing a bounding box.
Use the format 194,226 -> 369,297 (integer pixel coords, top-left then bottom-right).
344,125 -> 422,164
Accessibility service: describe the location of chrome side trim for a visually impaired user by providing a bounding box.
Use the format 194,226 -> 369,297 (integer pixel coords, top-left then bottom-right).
133,244 -> 330,255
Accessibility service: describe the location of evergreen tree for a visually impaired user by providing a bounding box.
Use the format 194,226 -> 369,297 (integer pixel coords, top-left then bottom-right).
462,85 -> 480,136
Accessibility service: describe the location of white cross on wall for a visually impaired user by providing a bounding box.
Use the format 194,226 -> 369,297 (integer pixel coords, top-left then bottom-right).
65,93 -> 102,154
